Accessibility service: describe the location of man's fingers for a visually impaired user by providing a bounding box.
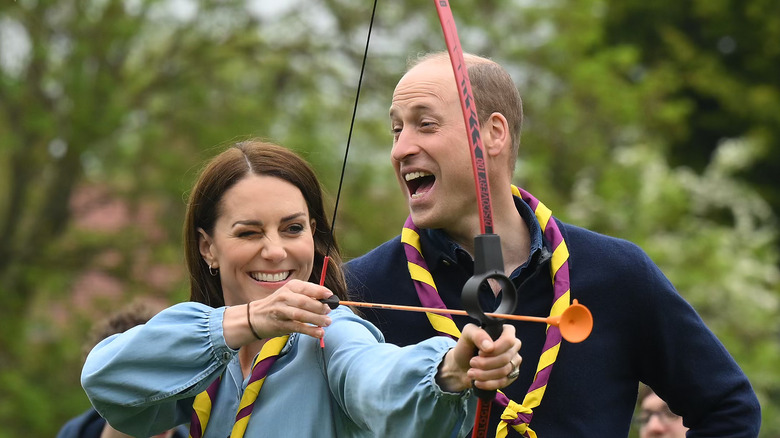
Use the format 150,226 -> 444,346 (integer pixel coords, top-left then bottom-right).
466,323 -> 522,389
470,324 -> 519,357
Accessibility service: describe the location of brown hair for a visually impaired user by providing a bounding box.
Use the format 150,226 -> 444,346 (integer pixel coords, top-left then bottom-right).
183,140 -> 348,307
637,383 -> 654,404
409,52 -> 524,171
83,301 -> 164,359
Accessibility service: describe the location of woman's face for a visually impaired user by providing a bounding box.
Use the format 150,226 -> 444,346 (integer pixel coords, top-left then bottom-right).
199,174 -> 315,306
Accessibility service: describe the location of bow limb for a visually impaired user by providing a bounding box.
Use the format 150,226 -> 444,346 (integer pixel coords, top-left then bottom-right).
432,2 -> 519,438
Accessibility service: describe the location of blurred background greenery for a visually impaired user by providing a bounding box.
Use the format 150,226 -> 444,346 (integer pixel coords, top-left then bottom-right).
1,0 -> 778,436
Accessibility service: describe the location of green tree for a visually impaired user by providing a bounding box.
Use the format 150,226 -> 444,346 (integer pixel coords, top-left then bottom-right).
602,0 -> 780,245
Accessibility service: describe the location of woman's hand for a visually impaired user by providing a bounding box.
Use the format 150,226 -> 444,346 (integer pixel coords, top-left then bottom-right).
436,324 -> 522,393
223,279 -> 333,348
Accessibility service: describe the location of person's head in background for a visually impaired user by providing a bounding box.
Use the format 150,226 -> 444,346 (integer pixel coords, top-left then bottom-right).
83,300 -> 164,359
81,300 -> 182,438
636,384 -> 688,438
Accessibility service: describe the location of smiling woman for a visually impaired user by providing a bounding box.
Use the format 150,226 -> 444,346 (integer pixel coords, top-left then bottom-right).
197,175 -> 318,309
80,139 -> 523,438
183,141 -> 344,312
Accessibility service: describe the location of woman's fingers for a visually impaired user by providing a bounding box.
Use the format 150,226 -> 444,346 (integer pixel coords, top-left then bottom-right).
249,280 -> 334,338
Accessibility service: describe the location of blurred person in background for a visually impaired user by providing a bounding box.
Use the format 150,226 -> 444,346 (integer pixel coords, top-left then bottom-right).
56,301 -> 188,438
635,385 -> 688,438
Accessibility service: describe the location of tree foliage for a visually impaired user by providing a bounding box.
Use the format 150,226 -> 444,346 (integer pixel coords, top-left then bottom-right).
0,0 -> 777,436
602,0 -> 780,220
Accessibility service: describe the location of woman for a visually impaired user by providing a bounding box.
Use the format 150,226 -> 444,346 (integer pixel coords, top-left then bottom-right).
81,140 -> 522,437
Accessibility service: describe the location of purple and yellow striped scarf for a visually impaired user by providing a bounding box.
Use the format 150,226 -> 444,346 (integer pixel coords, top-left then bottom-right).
402,186 -> 570,438
189,335 -> 289,438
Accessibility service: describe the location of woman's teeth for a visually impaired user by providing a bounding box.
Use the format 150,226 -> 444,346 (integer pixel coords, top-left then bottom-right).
250,272 -> 290,282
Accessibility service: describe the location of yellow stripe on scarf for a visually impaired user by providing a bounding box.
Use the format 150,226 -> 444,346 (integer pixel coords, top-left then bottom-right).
229,335 -> 288,438
408,262 -> 438,291
190,388 -> 214,437
401,227 -> 422,254
427,312 -> 462,339
551,242 -> 569,278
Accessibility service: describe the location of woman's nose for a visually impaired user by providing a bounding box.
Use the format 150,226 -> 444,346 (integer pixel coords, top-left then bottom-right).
260,236 -> 286,261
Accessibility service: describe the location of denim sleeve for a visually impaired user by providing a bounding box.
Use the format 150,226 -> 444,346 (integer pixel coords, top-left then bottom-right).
81,302 -> 236,436
323,307 -> 477,437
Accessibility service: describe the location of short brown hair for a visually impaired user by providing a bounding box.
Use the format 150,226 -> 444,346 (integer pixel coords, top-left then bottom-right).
83,301 -> 163,359
409,52 -> 523,171
637,383 -> 654,404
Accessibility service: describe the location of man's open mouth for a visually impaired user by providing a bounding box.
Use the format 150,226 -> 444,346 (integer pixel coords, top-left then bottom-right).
405,171 -> 435,198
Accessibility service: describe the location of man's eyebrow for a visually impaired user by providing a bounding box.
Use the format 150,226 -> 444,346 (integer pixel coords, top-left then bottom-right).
389,104 -> 434,119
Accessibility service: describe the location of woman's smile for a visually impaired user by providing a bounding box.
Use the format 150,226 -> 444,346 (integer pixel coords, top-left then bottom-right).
248,271 -> 292,283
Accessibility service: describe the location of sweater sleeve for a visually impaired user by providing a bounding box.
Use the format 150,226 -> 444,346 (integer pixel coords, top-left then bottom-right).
630,248 -> 761,436
81,302 -> 236,436
320,307 -> 477,438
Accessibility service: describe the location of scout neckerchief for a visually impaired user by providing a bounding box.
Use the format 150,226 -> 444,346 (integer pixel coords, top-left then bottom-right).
401,185 -> 570,438
189,335 -> 289,438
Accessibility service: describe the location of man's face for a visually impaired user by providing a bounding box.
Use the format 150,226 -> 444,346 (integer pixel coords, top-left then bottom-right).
389,59 -> 478,232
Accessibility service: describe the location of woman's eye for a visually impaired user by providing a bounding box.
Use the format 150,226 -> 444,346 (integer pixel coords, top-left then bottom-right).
237,230 -> 259,238
287,224 -> 305,234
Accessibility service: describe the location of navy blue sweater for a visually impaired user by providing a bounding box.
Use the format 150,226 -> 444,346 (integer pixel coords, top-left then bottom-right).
345,208 -> 760,436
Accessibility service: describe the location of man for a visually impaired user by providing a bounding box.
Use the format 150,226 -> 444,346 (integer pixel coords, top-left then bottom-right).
635,385 -> 689,438
344,52 -> 760,436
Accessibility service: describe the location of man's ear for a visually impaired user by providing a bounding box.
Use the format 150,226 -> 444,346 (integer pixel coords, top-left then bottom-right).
198,228 -> 216,268
482,112 -> 510,158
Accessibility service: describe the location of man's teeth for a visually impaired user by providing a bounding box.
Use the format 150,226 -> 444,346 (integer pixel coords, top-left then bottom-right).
405,171 -> 432,181
250,272 -> 290,282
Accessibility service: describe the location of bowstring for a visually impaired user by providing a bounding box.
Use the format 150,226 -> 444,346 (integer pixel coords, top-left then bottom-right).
325,0 -> 379,259
319,1 -> 378,435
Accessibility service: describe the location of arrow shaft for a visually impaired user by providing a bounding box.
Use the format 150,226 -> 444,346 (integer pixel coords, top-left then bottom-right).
338,299 -> 554,325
